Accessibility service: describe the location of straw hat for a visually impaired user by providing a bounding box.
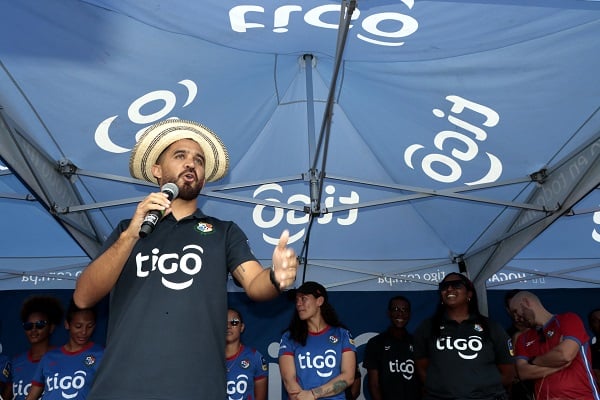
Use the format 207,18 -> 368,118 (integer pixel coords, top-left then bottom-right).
129,119 -> 229,184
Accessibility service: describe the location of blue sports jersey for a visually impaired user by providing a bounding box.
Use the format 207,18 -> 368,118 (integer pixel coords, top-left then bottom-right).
0,354 -> 10,384
31,342 -> 104,400
226,345 -> 268,400
8,351 -> 44,400
279,326 -> 356,400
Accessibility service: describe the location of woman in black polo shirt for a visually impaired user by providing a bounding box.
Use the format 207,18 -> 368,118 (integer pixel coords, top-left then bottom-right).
413,273 -> 515,400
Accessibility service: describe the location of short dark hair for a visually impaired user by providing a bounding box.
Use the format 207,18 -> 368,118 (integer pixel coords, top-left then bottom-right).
65,298 -> 97,323
388,295 -> 410,311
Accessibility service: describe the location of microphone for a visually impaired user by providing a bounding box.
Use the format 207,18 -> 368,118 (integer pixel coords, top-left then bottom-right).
139,182 -> 179,238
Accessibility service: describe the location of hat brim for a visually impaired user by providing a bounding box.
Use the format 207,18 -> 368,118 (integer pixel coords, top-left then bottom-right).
129,119 -> 229,184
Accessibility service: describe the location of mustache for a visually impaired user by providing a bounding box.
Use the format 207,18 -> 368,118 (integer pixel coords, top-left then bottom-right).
180,168 -> 197,178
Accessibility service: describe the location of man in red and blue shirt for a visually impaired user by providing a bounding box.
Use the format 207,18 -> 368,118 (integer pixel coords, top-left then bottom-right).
509,291 -> 599,400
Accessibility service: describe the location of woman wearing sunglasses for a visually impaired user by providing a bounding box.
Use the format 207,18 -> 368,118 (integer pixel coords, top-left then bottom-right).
225,308 -> 268,400
2,296 -> 64,400
413,272 -> 515,400
25,299 -> 104,400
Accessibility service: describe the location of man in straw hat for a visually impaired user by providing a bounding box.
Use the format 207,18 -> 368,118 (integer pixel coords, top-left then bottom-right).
73,119 -> 298,400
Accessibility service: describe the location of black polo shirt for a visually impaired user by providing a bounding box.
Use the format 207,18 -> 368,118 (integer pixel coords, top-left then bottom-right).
88,209 -> 257,400
413,314 -> 513,400
363,328 -> 422,400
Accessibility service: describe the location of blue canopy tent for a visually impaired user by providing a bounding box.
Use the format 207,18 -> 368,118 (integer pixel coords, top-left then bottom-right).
0,2 -> 599,396
1,0 -> 599,293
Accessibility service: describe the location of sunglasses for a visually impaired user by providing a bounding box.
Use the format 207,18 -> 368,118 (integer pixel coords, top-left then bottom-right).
23,320 -> 48,331
227,318 -> 241,327
438,281 -> 466,291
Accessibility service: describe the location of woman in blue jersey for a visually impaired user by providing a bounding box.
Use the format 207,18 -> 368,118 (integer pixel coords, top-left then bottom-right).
278,281 -> 356,400
225,308 -> 268,400
2,296 -> 64,400
25,300 -> 104,400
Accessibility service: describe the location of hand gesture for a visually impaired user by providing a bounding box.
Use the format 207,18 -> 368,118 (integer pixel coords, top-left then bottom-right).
272,230 -> 298,290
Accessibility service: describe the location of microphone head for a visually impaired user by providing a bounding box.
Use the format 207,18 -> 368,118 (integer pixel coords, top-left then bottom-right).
161,182 -> 179,200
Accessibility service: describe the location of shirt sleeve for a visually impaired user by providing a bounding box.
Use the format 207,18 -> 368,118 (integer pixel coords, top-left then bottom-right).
253,349 -> 269,380
342,328 -> 357,353
225,221 -> 258,274
30,355 -> 46,387
558,313 -> 589,345
0,356 -> 10,383
362,335 -> 380,370
514,329 -> 534,360
413,319 -> 431,360
278,331 -> 295,357
488,319 -> 515,364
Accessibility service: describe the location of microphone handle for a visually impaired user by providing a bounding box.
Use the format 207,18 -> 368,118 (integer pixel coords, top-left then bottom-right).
138,183 -> 178,238
139,210 -> 163,238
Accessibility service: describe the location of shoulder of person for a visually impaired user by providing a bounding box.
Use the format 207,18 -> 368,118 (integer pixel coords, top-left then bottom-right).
365,331 -> 385,345
90,343 -> 105,352
514,327 -> 535,343
193,211 -> 237,226
485,317 -> 508,331
338,326 -> 355,338
414,317 -> 433,333
558,311 -> 584,323
248,346 -> 264,356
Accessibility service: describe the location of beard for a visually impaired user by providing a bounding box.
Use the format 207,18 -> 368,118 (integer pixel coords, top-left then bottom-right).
178,182 -> 202,200
159,171 -> 204,200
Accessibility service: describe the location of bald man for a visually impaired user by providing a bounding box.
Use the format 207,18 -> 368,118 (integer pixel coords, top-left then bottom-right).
508,291 -> 599,399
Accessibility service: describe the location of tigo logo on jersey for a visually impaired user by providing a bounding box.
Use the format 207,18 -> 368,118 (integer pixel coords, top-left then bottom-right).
435,336 -> 483,360
45,370 -> 88,399
135,244 -> 204,290
226,373 -> 249,400
388,359 -> 415,380
297,349 -> 338,378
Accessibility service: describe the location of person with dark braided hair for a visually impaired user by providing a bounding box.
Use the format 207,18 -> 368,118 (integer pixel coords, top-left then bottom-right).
2,295 -> 64,400
278,281 -> 356,400
413,273 -> 514,400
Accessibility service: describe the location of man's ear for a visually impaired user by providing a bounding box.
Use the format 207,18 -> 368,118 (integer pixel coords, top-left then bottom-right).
151,164 -> 162,181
